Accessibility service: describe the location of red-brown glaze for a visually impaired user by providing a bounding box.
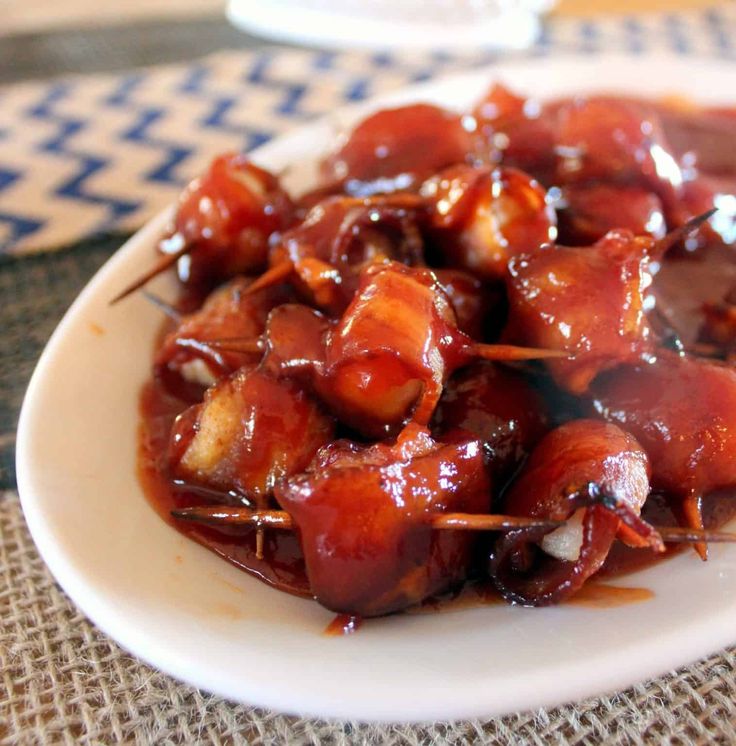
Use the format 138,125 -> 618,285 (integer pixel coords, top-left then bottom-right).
160,154 -> 294,290
599,488 -> 736,577
590,353 -> 736,501
433,361 -> 550,486
154,277 -> 290,401
474,87 -> 736,247
168,367 -> 335,508
276,424 -> 491,616
320,103 -> 478,196
324,614 -> 362,636
433,268 -> 491,340
698,301 -> 736,357
554,97 -> 684,212
135,86 -> 736,620
506,230 -> 654,393
490,420 -> 651,606
567,583 -> 654,607
421,165 -> 556,280
261,303 -> 331,379
317,262 -> 469,437
557,184 -> 666,245
269,194 -> 425,315
411,578 -> 653,611
139,381 -> 311,596
474,89 -> 685,208
473,83 -> 557,182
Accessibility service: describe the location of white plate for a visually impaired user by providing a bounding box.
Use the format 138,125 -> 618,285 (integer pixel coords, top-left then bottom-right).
17,54 -> 736,723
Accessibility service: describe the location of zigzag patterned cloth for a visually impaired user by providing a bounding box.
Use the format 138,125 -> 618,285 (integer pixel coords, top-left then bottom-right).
1,4 -> 735,255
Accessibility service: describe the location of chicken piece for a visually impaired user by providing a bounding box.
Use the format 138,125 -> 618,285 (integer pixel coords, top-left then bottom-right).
506,230 -> 654,393
276,423 -> 491,616
169,368 -> 334,507
490,420 -> 652,606
421,164 -> 556,280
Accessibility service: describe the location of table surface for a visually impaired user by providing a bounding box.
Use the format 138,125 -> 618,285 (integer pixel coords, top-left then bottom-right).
0,0 -> 718,37
3,7 -> 736,743
0,1 -> 720,83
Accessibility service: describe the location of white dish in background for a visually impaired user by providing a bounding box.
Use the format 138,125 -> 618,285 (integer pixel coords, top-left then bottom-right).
227,0 -> 554,52
16,54 -> 736,723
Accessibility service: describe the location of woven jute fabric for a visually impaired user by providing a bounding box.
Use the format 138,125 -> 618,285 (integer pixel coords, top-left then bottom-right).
3,480 -> 736,744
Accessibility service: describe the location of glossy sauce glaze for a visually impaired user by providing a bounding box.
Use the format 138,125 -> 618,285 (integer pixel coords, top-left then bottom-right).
136,85 -> 736,623
139,381 -> 311,596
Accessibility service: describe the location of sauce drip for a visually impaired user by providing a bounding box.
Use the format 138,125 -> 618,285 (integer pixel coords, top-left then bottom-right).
324,614 -> 362,636
568,583 -> 654,608
408,582 -> 505,614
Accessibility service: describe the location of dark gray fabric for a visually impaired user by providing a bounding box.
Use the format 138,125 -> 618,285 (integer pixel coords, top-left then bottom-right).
1,16 -> 270,84
0,236 -> 124,487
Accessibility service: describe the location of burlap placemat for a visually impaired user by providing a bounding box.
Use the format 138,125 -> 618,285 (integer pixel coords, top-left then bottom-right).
3,478 -> 736,743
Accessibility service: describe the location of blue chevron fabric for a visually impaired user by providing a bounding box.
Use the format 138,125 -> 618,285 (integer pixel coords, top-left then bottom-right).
0,6 -> 734,255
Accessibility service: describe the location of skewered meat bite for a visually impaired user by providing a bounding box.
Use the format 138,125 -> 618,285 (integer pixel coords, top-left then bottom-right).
490,419 -> 657,606
505,229 -> 654,394
421,164 -> 557,280
160,154 -> 294,288
676,175 -> 736,249
433,361 -> 550,485
473,83 -> 557,181
590,353 -> 736,501
556,184 -> 666,245
112,155 -> 294,302
474,88 -> 686,206
169,367 -> 334,508
254,194 -> 491,333
319,103 -> 479,197
154,277 -> 290,400
312,262 -> 561,437
554,97 -> 684,211
255,194 -> 425,315
590,353 -> 736,555
275,423 -> 491,616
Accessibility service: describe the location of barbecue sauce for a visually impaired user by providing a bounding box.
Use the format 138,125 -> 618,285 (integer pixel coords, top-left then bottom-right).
137,92 -> 736,618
